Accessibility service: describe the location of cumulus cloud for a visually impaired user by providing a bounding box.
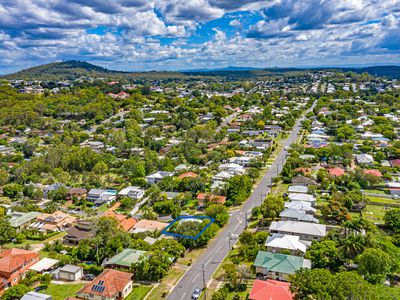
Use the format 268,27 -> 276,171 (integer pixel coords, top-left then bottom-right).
0,0 -> 399,73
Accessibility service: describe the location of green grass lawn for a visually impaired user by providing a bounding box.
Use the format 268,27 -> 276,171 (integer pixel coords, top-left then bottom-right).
367,196 -> 399,205
42,283 -> 84,300
146,268 -> 185,300
4,232 -> 67,248
126,285 -> 153,300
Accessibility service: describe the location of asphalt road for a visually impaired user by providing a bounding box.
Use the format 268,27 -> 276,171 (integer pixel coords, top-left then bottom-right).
167,103 -> 314,300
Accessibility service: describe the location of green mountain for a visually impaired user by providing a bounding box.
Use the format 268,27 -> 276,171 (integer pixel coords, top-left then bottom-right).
3,60 -> 400,81
3,60 -> 127,81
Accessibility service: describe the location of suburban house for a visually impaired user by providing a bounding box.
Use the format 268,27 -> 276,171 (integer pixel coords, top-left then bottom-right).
218,163 -> 245,174
249,279 -> 293,300
287,193 -> 316,203
87,189 -> 117,205
0,248 -> 40,292
118,186 -> 145,200
66,188 -> 87,200
9,211 -> 41,231
279,209 -> 319,223
387,182 -> 400,196
269,221 -> 327,241
355,153 -> 375,165
146,171 -> 174,184
103,211 -> 137,232
328,167 -> 345,177
64,221 -> 94,244
212,171 -> 235,182
77,269 -> 133,300
284,201 -> 316,214
53,265 -> 83,281
197,193 -> 226,207
43,183 -> 66,199
265,233 -> 307,256
177,172 -> 198,180
29,258 -> 59,273
103,249 -> 147,270
21,292 -> 53,300
287,185 -> 308,194
291,176 -> 319,186
130,220 -> 168,233
254,251 -> 311,281
30,211 -> 77,234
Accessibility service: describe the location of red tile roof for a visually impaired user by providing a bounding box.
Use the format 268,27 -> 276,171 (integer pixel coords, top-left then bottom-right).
79,269 -> 132,298
249,279 -> 293,300
0,248 -> 39,275
328,168 -> 345,177
177,172 -> 198,180
197,193 -> 226,204
364,169 -> 383,177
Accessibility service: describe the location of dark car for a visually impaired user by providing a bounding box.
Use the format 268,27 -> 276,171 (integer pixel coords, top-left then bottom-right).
192,287 -> 202,299
83,274 -> 96,281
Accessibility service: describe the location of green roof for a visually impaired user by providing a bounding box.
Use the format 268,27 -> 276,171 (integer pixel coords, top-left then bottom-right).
253,251 -> 304,274
10,211 -> 41,228
104,249 -> 147,267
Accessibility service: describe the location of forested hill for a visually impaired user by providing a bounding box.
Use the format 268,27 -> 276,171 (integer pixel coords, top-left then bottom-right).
3,60 -> 400,81
3,60 -> 127,81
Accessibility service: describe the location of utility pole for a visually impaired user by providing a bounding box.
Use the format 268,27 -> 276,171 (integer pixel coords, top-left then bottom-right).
228,232 -> 232,250
245,211 -> 248,227
201,263 -> 207,299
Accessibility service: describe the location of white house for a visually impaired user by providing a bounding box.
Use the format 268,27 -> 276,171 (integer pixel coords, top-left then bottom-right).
269,221 -> 326,241
288,193 -> 316,203
218,163 -> 245,174
145,171 -> 173,184
284,201 -> 316,214
265,233 -> 307,256
287,185 -> 308,194
118,186 -> 145,200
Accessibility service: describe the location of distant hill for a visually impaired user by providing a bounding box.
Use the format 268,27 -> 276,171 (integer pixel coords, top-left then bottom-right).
3,60 -> 127,81
2,60 -> 400,81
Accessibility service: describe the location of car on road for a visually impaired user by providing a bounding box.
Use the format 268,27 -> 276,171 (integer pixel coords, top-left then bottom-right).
192,287 -> 202,299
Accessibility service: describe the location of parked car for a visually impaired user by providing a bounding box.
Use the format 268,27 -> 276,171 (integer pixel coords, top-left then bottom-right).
192,287 -> 202,299
83,274 -> 96,281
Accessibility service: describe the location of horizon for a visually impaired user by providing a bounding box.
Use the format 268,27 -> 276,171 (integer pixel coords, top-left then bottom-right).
0,1 -> 399,74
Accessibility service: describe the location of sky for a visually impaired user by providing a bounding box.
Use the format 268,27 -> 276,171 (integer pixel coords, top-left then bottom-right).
0,0 -> 399,74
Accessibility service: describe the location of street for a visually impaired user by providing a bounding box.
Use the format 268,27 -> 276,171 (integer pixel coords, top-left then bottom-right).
167,103 -> 314,300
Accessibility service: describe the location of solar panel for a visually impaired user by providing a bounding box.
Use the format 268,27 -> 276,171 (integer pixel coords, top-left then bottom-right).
91,284 -> 105,293
98,280 -> 104,285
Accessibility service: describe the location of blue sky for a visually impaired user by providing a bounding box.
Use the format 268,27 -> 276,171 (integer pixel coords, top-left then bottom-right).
0,0 -> 399,74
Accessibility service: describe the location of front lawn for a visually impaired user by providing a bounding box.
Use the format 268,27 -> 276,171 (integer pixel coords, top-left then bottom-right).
126,285 -> 153,300
42,283 -> 84,300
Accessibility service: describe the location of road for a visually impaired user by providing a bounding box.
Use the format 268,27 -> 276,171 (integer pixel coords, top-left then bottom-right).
167,102 -> 315,300
216,112 -> 237,133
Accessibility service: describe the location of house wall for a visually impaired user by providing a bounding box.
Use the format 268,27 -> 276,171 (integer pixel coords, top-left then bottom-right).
59,269 -> 83,281
0,255 -> 40,292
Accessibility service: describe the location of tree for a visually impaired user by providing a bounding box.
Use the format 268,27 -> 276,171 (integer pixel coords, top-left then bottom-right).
336,125 -> 355,141
131,250 -> 173,282
49,186 -> 68,202
289,268 -> 335,300
93,160 -> 108,175
227,175 -> 252,205
261,195 -> 283,220
120,197 -> 134,209
305,240 -> 342,270
205,204 -> 229,226
151,239 -> 185,259
384,208 -> 400,233
357,248 -> 391,284
2,284 -> 31,300
0,217 -> 17,245
2,183 -> 22,199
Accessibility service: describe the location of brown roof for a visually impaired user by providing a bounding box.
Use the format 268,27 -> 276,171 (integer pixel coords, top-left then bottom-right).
177,172 -> 198,180
0,248 -> 39,275
79,269 -> 132,298
132,220 -> 168,231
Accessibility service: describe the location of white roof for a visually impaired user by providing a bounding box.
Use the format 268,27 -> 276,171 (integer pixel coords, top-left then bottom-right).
388,182 -> 400,188
288,185 -> 308,194
118,186 -> 143,196
269,221 -> 326,237
29,257 -> 59,272
288,193 -> 316,202
265,233 -> 307,253
284,201 -> 316,213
